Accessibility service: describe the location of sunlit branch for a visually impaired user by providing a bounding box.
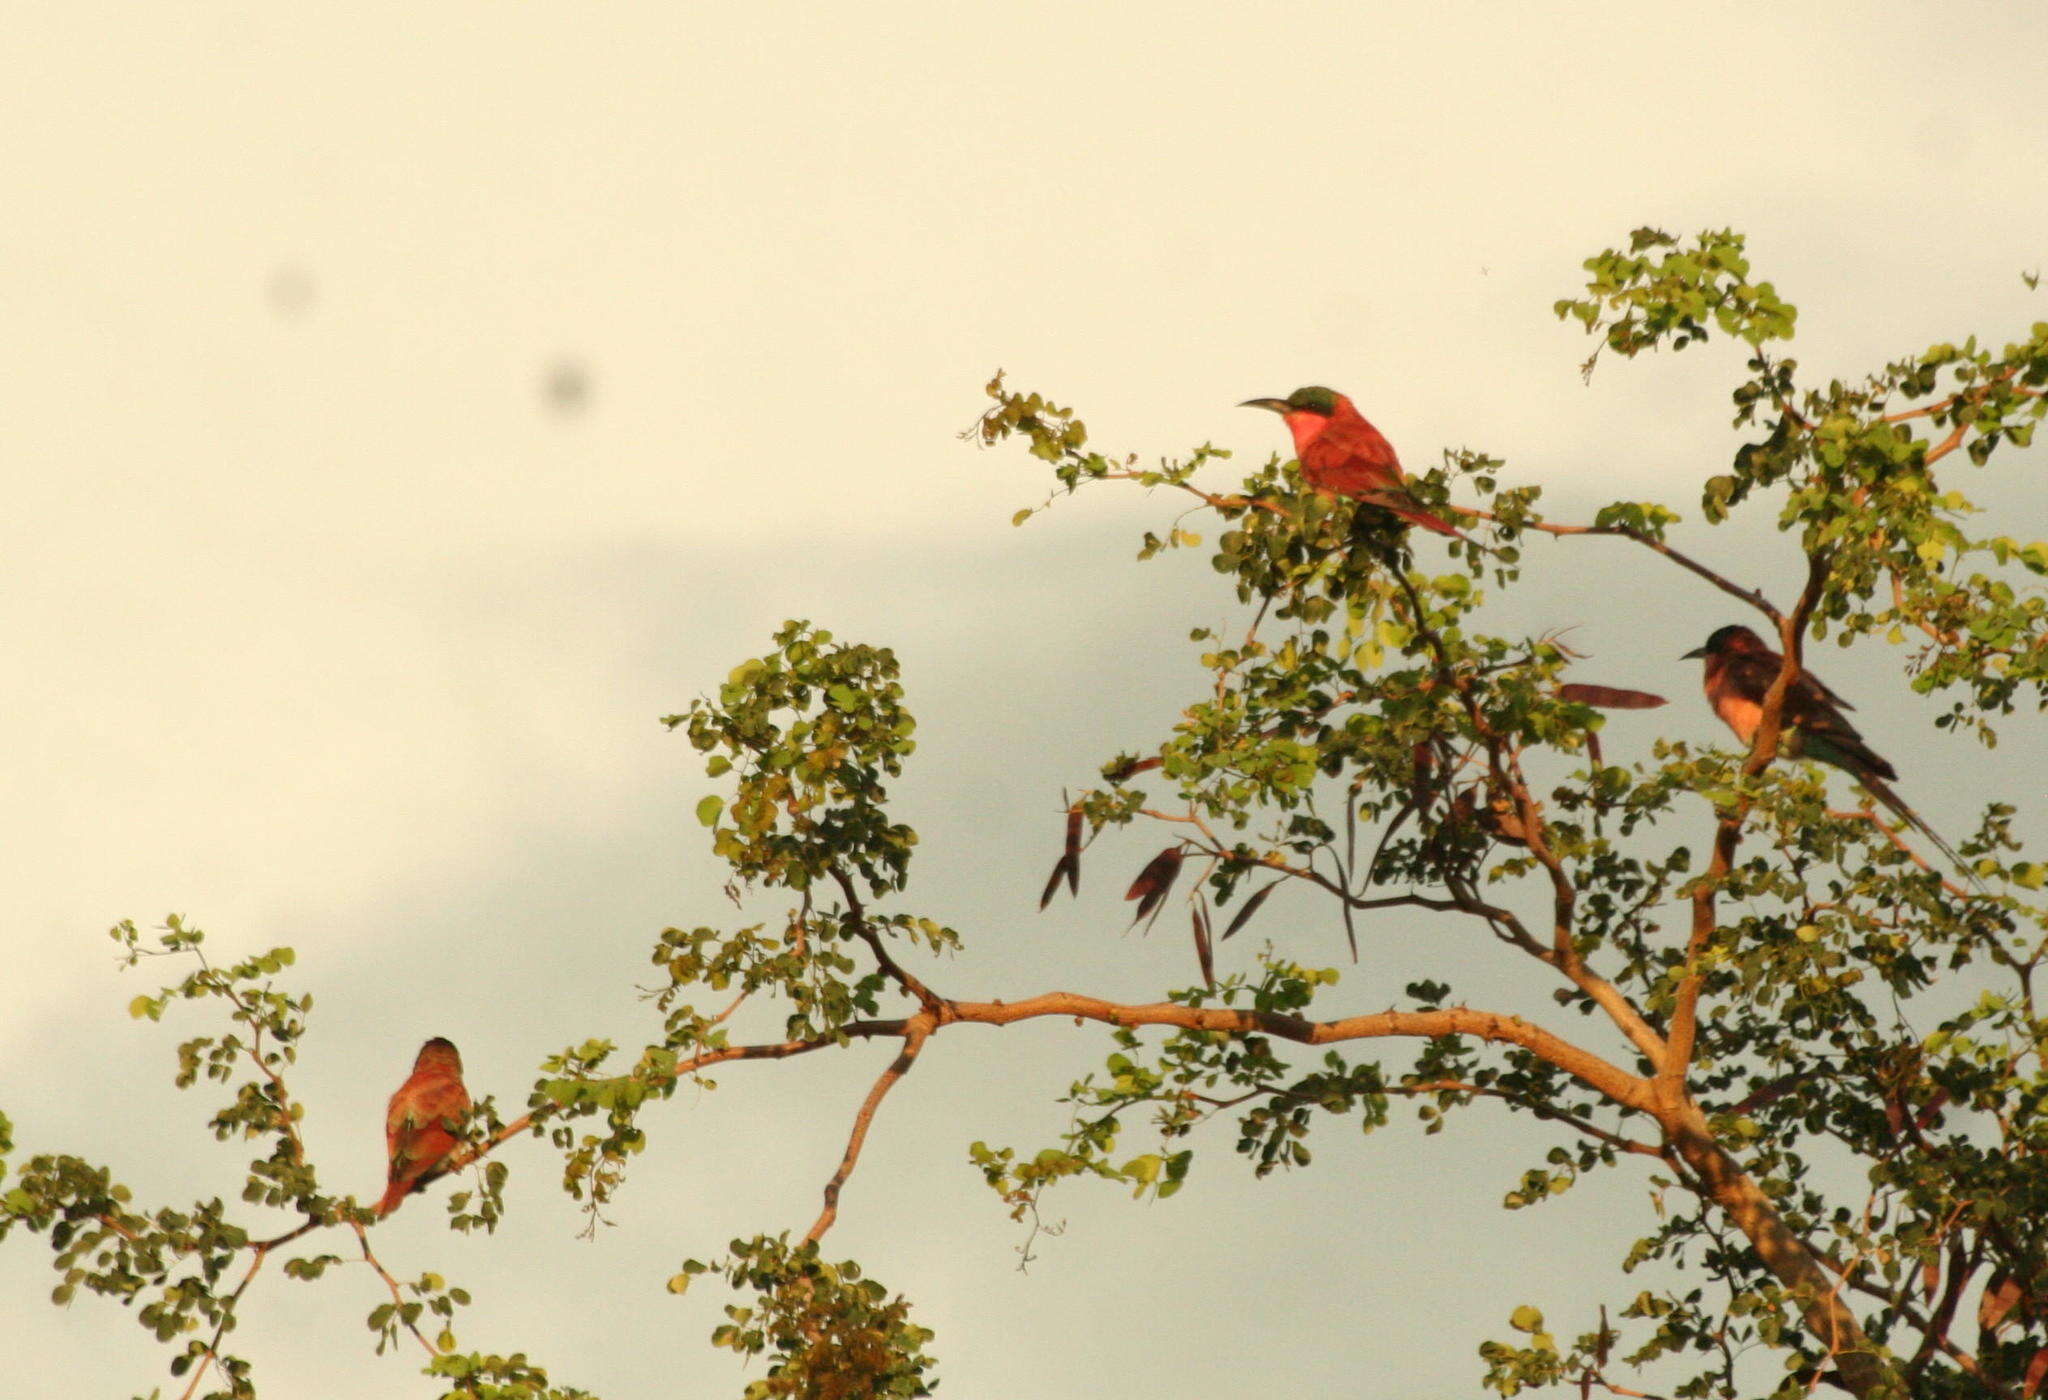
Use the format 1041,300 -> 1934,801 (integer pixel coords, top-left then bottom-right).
445,985 -> 1660,1177
1576,1376 -> 1670,1400
1889,568 -> 1959,649
449,1026 -> 877,1178
936,992 -> 1655,1115
1879,364 -> 2034,426
1822,1253 -> 2016,1400
803,1015 -> 933,1245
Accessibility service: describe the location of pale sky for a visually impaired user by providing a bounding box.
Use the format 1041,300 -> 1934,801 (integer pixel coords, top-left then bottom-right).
4,3 -> 2046,1396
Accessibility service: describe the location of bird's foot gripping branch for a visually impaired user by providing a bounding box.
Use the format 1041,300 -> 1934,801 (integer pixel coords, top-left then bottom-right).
5,227 -> 2048,1400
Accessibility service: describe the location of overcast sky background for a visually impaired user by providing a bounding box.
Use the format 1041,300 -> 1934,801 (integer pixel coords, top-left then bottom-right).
3,4 -> 2046,1396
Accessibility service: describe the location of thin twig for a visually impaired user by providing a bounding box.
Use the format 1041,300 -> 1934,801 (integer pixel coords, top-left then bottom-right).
1388,1079 -> 1667,1161
1498,517 -> 1781,624
1878,365 -> 2029,425
351,1221 -> 437,1358
1097,470 -> 1287,516
174,1246 -> 270,1400
829,866 -> 943,1012
1825,807 -> 1976,901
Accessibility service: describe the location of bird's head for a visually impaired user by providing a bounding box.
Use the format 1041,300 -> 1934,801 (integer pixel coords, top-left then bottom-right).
415,1038 -> 464,1073
1682,624 -> 1767,661
1240,385 -> 1346,420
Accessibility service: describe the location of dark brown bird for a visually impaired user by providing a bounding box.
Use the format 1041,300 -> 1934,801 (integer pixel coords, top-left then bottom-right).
1683,625 -> 1967,873
377,1037 -> 470,1217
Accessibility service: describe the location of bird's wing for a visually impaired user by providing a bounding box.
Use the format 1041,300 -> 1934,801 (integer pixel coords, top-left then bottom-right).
1722,653 -> 1866,741
385,1087 -> 408,1164
1784,655 -> 1861,723
1301,417 -> 1404,494
1719,652 -> 1898,782
1803,668 -> 1857,711
387,1074 -> 470,1179
1784,671 -> 1866,742
1719,650 -> 1775,698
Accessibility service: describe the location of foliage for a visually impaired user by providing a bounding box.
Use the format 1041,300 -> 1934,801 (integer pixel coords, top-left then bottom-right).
5,228 -> 2048,1398
671,1236 -> 936,1399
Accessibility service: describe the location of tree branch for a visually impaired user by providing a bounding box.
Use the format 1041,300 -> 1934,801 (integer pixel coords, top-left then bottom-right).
174,1245 -> 269,1400
803,1014 -> 933,1245
1663,1109 -> 1889,1397
351,1221 -> 438,1358
1391,1079 -> 1666,1161
830,865 -> 943,1012
1500,518 -> 1781,625
937,991 -> 1656,1115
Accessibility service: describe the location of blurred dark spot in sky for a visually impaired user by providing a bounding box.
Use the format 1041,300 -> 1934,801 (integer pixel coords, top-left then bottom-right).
542,358 -> 594,417
265,266 -> 316,319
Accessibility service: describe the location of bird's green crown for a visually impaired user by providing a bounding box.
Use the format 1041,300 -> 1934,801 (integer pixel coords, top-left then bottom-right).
1284,385 -> 1339,415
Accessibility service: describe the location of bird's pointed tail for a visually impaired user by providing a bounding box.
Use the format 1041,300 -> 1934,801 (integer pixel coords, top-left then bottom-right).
1855,770 -> 1982,889
1354,488 -> 1485,547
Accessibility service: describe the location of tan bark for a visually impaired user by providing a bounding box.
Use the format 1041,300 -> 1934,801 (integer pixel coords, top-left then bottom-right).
1662,1102 -> 1890,1397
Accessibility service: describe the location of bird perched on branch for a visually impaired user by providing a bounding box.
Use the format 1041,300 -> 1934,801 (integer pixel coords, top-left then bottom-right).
1240,385 -> 1468,539
378,1037 -> 470,1217
1682,624 -> 1968,874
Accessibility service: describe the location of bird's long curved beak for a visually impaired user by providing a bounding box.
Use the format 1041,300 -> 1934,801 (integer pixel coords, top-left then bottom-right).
1239,398 -> 1289,414
1679,645 -> 1710,660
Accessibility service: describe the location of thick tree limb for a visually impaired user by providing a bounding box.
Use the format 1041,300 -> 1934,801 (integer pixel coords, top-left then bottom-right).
935,992 -> 1656,1115
1664,1110 -> 1886,1396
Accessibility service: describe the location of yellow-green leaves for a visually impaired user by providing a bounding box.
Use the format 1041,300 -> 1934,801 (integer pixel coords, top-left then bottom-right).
668,621 -> 920,898
693,1236 -> 936,1398
1556,226 -> 1797,362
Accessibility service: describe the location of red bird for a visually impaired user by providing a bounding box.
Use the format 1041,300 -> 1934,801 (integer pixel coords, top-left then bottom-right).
377,1037 -> 470,1217
1240,386 -> 1466,538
